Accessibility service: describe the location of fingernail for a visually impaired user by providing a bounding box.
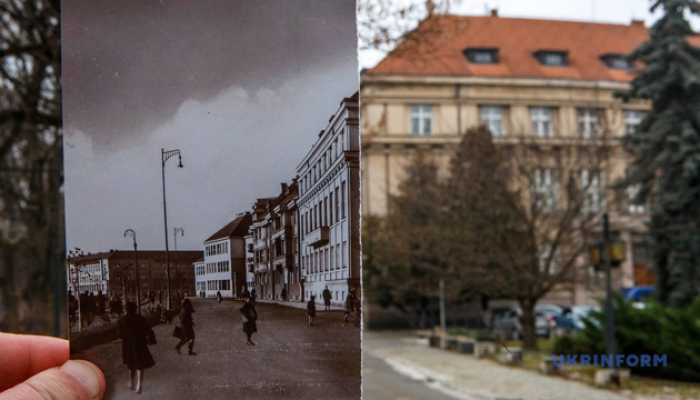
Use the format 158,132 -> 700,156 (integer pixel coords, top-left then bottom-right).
60,360 -> 101,399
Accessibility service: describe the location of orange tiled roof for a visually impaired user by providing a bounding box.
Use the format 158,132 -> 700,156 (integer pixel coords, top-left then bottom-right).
366,15 -> 700,82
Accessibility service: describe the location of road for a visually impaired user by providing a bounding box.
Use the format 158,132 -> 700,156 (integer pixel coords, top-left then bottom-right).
73,299 -> 361,399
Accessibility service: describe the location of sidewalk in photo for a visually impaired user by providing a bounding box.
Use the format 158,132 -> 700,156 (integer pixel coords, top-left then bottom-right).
254,298 -> 346,312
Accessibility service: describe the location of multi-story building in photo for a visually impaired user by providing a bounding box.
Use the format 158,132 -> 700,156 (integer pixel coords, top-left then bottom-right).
196,212 -> 252,298
297,92 -> 360,305
249,181 -> 300,300
360,14 -> 700,306
67,250 -> 202,301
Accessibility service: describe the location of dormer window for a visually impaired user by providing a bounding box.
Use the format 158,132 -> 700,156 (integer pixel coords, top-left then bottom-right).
534,50 -> 568,66
600,54 -> 631,70
463,48 -> 499,64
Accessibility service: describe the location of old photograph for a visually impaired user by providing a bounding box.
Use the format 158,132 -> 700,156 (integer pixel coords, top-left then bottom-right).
62,1 -> 360,398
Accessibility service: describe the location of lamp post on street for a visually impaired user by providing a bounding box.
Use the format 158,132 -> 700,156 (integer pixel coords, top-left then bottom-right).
174,227 -> 184,251
124,229 -> 141,315
162,149 -> 183,309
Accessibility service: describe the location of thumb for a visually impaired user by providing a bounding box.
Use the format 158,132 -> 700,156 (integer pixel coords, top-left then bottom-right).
0,360 -> 105,400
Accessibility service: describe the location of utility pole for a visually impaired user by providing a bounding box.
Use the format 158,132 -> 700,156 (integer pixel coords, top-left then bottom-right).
602,213 -> 616,357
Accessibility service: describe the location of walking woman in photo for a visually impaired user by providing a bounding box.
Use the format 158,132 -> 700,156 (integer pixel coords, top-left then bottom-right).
240,297 -> 258,345
307,295 -> 316,326
175,298 -> 196,355
119,301 -> 156,394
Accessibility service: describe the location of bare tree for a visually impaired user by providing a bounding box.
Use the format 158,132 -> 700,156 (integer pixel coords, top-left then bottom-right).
0,0 -> 62,335
446,124 -> 614,349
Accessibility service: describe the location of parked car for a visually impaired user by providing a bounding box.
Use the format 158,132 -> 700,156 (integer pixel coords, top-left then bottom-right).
552,305 -> 601,333
491,307 -> 522,340
535,304 -> 563,337
623,286 -> 655,309
491,304 -> 563,339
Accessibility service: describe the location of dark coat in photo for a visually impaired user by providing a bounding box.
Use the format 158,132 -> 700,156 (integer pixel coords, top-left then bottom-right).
240,302 -> 258,335
179,301 -> 195,340
119,312 -> 156,370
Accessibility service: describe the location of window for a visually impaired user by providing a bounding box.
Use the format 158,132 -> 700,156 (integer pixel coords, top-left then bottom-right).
600,54 -> 631,70
534,50 -> 568,66
627,184 -> 646,214
531,168 -> 559,213
410,105 -> 432,135
623,110 -> 644,135
531,107 -> 553,138
341,182 -> 346,219
580,169 -> 605,213
578,109 -> 601,139
481,106 -> 504,137
463,48 -> 499,64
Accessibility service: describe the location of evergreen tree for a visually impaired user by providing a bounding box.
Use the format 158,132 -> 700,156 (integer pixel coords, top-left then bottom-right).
618,0 -> 700,307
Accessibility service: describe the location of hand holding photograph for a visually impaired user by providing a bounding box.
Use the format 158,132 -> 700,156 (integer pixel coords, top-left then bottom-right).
62,1 -> 361,398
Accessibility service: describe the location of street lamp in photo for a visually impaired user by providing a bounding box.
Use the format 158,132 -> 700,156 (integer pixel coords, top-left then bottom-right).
124,229 -> 141,315
161,148 -> 183,310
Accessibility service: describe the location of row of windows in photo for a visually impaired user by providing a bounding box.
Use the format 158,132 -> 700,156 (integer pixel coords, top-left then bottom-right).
206,241 -> 228,256
302,241 -> 348,274
194,261 -> 230,275
410,105 -> 645,138
196,279 -> 231,291
531,168 -> 645,214
300,132 -> 347,194
301,181 -> 346,237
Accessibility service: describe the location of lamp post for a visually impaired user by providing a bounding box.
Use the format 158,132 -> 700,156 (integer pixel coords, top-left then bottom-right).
124,229 -> 141,315
602,213 -> 616,358
162,149 -> 183,310
174,227 -> 184,251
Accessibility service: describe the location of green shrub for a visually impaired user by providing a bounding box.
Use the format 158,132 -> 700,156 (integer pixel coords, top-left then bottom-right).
573,293 -> 700,382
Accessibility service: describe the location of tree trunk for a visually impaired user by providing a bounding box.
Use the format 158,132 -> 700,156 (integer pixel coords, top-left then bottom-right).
519,299 -> 537,351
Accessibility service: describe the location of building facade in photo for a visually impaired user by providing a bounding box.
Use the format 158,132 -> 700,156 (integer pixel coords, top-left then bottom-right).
197,212 -> 252,298
249,181 -> 300,301
67,250 -> 202,301
297,92 -> 360,305
360,15 -> 700,307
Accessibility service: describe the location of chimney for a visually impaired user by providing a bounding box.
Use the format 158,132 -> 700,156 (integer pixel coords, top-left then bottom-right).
281,182 -> 288,193
491,9 -> 498,17
631,19 -> 645,27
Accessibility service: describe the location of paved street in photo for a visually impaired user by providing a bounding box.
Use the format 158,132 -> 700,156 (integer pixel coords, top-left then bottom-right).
73,299 -> 361,399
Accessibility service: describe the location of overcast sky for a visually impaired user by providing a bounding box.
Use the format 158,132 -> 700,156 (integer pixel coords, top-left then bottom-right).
62,0 -> 358,253
359,0 -> 700,68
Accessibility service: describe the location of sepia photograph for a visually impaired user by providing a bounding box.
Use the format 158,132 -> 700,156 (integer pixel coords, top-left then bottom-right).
62,0 -> 361,398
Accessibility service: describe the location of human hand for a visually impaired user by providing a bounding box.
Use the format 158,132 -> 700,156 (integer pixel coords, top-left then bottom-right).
0,332 -> 106,399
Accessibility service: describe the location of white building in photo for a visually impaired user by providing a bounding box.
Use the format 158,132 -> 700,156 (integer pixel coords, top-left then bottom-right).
193,257 -> 205,297
297,92 -> 360,305
198,212 -> 252,298
67,254 -> 110,295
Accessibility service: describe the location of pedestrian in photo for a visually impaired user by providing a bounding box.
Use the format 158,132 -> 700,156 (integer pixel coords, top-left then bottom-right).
322,286 -> 332,311
307,295 -> 316,326
175,298 -> 196,355
281,287 -> 287,301
343,290 -> 356,322
216,290 -> 222,304
119,301 -> 156,394
240,297 -> 258,345
250,288 -> 257,306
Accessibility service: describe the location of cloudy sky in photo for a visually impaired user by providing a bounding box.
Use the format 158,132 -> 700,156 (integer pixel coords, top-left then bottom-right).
62,0 -> 358,252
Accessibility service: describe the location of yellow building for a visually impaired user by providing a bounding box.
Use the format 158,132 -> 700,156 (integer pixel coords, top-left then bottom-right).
359,14 -> 689,305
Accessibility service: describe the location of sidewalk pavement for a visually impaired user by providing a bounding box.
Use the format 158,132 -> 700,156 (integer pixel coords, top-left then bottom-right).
255,298 -> 346,311
363,330 -> 656,400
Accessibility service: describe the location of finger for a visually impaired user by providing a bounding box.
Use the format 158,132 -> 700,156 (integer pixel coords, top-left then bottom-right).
0,333 -> 69,391
0,360 -> 105,400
